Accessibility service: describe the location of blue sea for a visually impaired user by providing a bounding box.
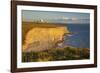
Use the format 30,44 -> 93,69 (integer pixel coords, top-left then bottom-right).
64,24 -> 90,48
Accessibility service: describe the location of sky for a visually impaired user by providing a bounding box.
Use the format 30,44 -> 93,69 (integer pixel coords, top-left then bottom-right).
22,10 -> 90,24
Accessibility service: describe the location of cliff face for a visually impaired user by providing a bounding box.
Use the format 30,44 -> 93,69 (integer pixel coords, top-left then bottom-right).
22,26 -> 70,52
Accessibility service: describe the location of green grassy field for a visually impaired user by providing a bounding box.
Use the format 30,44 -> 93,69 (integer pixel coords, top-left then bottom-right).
22,46 -> 90,62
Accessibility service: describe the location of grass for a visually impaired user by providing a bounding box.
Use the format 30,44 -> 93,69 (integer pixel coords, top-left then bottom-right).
22,46 -> 90,62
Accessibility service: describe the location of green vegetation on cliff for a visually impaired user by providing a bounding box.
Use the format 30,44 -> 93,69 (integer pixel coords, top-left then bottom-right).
22,47 -> 90,62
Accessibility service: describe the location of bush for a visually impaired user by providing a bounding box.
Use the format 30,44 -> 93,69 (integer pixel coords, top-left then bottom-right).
22,47 -> 90,62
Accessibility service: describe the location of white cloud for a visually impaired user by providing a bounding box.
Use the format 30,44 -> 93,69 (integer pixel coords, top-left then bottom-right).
71,17 -> 79,23
62,17 -> 69,20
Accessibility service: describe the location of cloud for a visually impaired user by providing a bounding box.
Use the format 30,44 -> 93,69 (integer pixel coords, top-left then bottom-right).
71,17 -> 79,23
72,17 -> 78,21
62,17 -> 69,20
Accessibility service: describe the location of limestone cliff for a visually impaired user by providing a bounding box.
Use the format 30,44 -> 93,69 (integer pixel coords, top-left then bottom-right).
22,25 -> 70,52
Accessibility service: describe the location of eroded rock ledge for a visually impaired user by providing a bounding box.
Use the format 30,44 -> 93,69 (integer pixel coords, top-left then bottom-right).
22,22 -> 70,52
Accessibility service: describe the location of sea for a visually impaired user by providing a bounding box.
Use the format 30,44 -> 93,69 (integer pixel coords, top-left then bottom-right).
63,24 -> 90,48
